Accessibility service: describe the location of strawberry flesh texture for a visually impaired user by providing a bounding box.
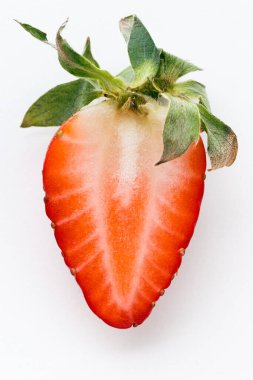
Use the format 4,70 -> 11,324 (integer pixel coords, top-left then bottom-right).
43,102 -> 206,328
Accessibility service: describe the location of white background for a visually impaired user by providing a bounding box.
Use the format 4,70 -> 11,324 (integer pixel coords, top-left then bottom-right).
1,0 -> 252,379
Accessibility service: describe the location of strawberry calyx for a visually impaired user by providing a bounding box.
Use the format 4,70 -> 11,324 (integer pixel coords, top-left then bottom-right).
17,15 -> 238,169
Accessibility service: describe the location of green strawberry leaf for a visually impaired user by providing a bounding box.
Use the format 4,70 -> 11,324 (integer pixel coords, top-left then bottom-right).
15,20 -> 48,42
116,66 -> 135,84
56,20 -> 125,94
119,15 -> 160,87
21,79 -> 102,128
155,50 -> 201,90
173,80 -> 211,110
156,97 -> 200,165
82,37 -> 100,67
198,105 -> 238,169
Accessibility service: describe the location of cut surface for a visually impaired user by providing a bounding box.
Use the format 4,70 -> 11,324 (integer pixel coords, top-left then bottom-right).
43,101 -> 206,328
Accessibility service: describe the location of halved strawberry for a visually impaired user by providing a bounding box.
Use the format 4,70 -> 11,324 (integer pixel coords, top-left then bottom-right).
18,15 -> 237,328
43,102 -> 206,327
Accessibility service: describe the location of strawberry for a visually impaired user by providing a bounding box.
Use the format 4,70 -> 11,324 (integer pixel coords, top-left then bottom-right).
18,16 -> 238,328
43,102 -> 206,328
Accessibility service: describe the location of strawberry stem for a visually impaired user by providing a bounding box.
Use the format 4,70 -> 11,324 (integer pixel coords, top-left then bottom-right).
17,16 -> 238,169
